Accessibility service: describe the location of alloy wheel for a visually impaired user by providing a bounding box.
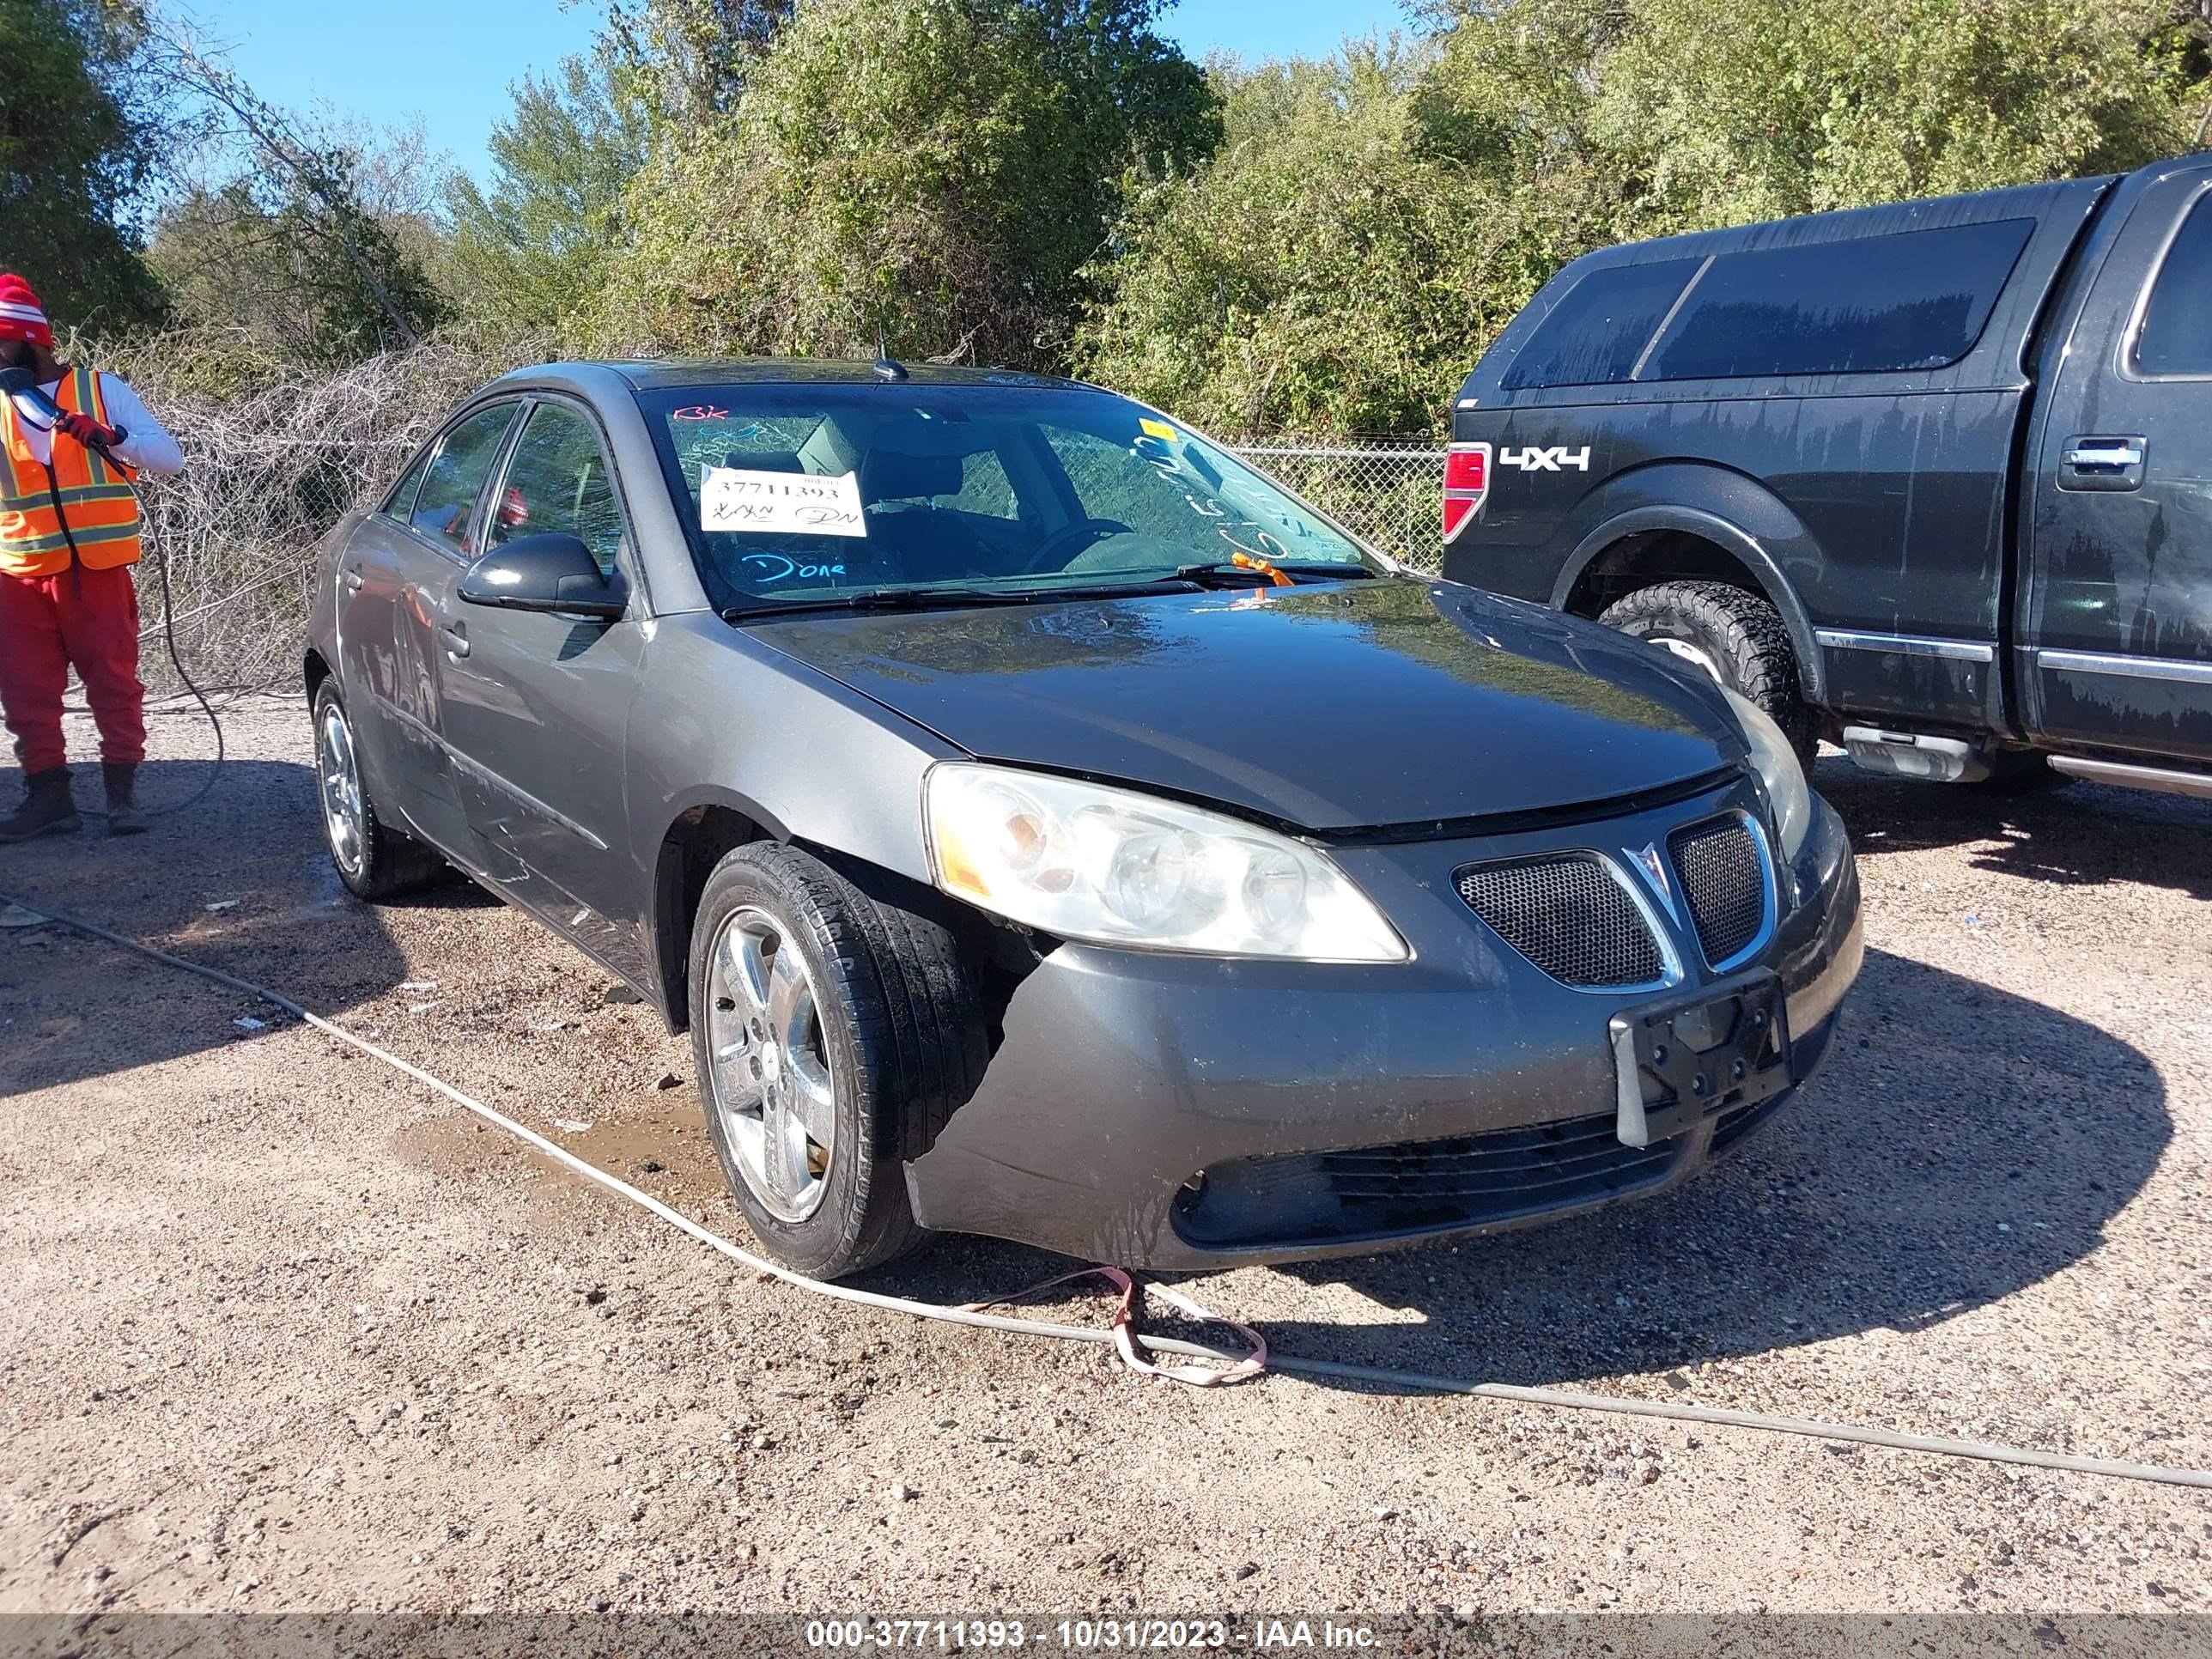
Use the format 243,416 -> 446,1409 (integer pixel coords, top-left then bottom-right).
704,906 -> 836,1223
317,700 -> 367,879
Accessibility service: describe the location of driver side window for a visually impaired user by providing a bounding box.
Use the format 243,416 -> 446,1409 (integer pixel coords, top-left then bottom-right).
408,404 -> 520,559
489,402 -> 628,575
1041,427 -> 1206,541
952,450 -> 1020,520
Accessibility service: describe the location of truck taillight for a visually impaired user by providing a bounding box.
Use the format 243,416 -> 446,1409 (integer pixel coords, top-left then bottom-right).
1443,442 -> 1490,544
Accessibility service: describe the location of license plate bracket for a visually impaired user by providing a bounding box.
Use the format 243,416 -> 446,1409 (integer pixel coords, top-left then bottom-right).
1609,972 -> 1791,1148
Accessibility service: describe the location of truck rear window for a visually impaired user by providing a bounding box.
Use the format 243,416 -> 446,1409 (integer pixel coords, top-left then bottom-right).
1500,259 -> 1703,391
1641,219 -> 2034,381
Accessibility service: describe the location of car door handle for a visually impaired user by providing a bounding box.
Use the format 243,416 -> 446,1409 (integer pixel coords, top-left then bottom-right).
2058,434 -> 2147,492
441,622 -> 470,659
342,564 -> 366,592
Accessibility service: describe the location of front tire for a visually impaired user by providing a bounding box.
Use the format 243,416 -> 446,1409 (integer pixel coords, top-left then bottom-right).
312,684 -> 447,902
688,842 -> 988,1279
1601,580 -> 1817,763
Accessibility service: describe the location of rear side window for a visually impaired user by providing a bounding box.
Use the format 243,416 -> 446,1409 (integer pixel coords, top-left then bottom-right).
1500,258 -> 1702,391
1643,219 -> 2034,381
2133,194 -> 2212,376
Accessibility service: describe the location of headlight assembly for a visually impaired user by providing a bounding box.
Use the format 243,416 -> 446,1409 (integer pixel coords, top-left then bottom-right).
1722,689 -> 1811,860
924,763 -> 1409,962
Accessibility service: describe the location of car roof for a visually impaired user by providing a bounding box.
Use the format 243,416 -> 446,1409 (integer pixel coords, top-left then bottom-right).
492,358 -> 1101,395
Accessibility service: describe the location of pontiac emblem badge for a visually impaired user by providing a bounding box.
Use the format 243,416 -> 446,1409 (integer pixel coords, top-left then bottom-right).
1627,843 -> 1677,918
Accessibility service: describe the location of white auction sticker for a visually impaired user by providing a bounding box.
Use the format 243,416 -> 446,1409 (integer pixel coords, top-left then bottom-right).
700,465 -> 868,538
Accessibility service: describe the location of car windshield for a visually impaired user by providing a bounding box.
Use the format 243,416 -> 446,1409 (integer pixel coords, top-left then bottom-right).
635,380 -> 1378,611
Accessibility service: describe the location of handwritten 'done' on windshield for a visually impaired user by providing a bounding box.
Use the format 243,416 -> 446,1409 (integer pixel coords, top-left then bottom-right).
700,465 -> 869,538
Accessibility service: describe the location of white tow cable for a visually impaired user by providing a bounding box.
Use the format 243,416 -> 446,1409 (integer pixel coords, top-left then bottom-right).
9,887 -> 2210,1495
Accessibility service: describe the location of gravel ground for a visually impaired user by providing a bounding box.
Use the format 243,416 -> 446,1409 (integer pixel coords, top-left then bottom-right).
0,696 -> 2206,1619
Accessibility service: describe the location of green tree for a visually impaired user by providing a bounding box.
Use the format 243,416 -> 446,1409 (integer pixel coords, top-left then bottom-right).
592,0 -> 1219,367
1085,0 -> 2208,438
145,175 -> 432,372
1577,0 -> 2203,229
443,52 -> 653,337
0,0 -> 167,331
1077,44 -> 1589,438
145,34 -> 449,364
605,0 -> 793,124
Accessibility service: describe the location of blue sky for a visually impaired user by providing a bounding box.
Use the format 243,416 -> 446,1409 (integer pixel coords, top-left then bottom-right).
175,0 -> 1412,189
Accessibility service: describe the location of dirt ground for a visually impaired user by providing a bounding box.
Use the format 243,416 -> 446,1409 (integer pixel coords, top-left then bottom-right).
0,694 -> 2206,1620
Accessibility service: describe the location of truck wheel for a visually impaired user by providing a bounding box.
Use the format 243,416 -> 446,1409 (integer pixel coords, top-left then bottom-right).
312,684 -> 449,902
1601,580 -> 1816,763
688,842 -> 988,1279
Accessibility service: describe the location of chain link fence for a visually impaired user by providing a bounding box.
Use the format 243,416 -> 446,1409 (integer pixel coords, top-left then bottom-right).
106,342 -> 494,700
100,346 -> 1446,697
1225,441 -> 1448,574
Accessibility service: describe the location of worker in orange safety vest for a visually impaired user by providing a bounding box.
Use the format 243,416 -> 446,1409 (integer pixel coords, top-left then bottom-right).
0,272 -> 185,840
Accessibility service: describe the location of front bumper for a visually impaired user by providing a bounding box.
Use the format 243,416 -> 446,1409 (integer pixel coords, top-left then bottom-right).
905,778 -> 1864,1268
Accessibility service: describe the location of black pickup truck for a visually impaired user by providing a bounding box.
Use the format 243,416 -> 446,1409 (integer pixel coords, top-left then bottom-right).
1441,156 -> 2212,799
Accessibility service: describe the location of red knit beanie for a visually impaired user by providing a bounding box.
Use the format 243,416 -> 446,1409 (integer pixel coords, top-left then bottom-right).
0,274 -> 54,348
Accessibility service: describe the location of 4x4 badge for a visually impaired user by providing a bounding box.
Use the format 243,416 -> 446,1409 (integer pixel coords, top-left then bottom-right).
1626,843 -> 1678,919
1498,446 -> 1592,471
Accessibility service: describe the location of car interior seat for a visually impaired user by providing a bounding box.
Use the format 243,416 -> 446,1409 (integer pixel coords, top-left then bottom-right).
725,449 -> 807,473
858,447 -> 963,509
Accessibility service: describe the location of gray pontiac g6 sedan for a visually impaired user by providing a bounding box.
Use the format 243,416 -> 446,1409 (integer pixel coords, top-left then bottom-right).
306,360 -> 1864,1277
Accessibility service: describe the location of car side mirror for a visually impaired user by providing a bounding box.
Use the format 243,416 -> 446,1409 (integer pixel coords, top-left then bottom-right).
458,532 -> 627,620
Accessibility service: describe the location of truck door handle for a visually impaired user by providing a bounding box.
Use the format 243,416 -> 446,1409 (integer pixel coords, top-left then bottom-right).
2064,442 -> 2143,469
342,564 -> 365,592
2058,434 -> 2147,492
441,622 -> 470,659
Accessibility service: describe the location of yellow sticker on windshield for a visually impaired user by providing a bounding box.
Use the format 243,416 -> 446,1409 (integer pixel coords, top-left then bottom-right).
1139,417 -> 1181,443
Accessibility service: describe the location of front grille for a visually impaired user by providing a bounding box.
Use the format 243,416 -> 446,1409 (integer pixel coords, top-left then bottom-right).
1316,1117 -> 1676,1208
1455,855 -> 1666,988
1174,1113 -> 1680,1251
1669,814 -> 1769,967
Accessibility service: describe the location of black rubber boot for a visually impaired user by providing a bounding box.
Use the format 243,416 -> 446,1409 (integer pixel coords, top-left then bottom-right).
103,763 -> 147,836
0,769 -> 82,842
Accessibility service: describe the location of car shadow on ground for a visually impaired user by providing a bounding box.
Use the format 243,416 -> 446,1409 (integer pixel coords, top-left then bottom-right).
0,757 -> 456,1096
3,757 -> 2172,1401
1180,945 -> 2169,1392
1810,754 -> 2212,901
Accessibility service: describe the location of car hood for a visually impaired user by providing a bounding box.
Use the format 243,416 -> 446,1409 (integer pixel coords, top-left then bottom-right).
750,578 -> 1740,831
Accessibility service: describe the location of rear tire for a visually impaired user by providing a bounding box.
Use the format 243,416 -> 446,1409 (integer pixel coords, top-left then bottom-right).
688,842 -> 988,1279
312,684 -> 448,902
1601,580 -> 1816,764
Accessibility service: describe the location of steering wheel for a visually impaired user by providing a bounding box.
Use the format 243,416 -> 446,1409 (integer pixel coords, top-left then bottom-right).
1022,517 -> 1134,576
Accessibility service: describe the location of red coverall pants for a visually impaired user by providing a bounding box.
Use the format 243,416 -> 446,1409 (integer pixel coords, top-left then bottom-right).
0,564 -> 146,775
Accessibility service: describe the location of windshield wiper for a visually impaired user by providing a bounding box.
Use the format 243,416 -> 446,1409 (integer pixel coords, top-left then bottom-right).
1174,559 -> 1378,587
720,579 -> 1194,623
